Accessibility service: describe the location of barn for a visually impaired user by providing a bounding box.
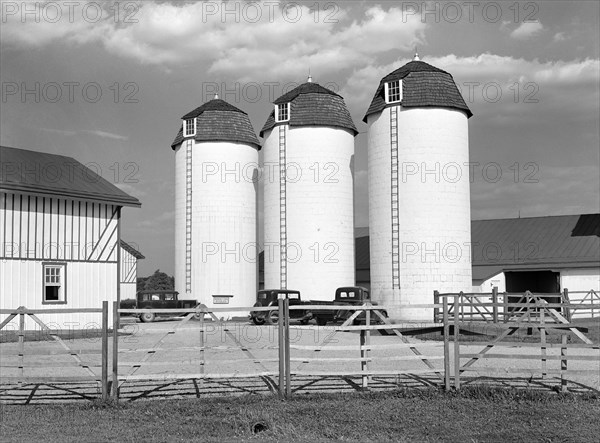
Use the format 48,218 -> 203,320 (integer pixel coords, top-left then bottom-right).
353,214 -> 599,297
259,215 -> 599,304
470,214 -> 600,294
0,146 -> 141,329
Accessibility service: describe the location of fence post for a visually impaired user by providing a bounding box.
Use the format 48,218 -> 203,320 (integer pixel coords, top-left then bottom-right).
112,301 -> 119,400
284,296 -> 291,399
442,296 -> 450,391
492,287 -> 498,324
361,305 -> 371,390
199,307 -> 205,378
540,307 -> 546,379
458,291 -> 464,321
101,301 -> 108,401
563,288 -> 571,322
278,296 -> 285,399
560,334 -> 568,393
503,292 -> 509,323
453,296 -> 460,390
18,308 -> 25,385
434,291 -> 440,323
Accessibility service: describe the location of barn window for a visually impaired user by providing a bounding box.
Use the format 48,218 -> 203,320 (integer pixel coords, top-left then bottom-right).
183,118 -> 196,137
275,103 -> 290,122
42,263 -> 67,304
385,80 -> 402,103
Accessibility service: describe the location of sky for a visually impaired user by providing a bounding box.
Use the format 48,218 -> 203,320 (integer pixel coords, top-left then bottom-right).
1,1 -> 599,277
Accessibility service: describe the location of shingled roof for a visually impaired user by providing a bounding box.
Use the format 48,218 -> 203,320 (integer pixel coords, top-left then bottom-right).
171,99 -> 260,149
260,82 -> 358,137
363,60 -> 472,122
0,146 -> 141,207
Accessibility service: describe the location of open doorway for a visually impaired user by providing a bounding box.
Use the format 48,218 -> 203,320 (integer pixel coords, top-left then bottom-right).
505,270 -> 562,311
505,271 -> 560,293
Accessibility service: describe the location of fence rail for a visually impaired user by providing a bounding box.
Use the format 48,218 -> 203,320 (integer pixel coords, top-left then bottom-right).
1,289 -> 598,401
0,303 -> 110,400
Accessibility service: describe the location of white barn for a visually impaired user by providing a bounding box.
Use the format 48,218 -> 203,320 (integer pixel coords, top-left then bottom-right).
0,146 -> 141,329
471,214 -> 600,296
119,240 -> 144,302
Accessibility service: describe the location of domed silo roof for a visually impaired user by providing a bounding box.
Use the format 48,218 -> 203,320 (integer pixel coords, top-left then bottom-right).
260,81 -> 358,137
171,98 -> 260,149
363,60 -> 472,122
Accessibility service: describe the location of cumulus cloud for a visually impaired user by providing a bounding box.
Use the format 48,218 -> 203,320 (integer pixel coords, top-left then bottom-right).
510,21 -> 544,40
342,53 -> 599,122
1,2 -> 426,82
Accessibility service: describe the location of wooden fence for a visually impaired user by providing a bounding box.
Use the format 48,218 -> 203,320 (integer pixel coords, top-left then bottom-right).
1,292 -> 598,401
439,293 -> 600,392
0,303 -> 110,400
434,288 -> 600,323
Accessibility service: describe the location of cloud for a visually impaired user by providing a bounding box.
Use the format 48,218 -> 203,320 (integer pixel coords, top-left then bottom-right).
510,21 -> 544,40
83,130 -> 128,141
342,54 -> 599,122
553,32 -> 568,42
38,127 -> 128,140
1,2 -> 427,82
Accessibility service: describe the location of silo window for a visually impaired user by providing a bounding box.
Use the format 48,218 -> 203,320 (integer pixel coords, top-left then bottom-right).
275,103 -> 290,122
385,80 -> 402,103
183,118 -> 196,137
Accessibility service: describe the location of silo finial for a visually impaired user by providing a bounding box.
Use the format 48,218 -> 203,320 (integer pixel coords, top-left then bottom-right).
214,93 -> 219,99
307,68 -> 312,83
413,47 -> 420,61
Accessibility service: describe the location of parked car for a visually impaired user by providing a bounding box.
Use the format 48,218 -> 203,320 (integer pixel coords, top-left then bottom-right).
121,290 -> 199,323
249,287 -> 390,333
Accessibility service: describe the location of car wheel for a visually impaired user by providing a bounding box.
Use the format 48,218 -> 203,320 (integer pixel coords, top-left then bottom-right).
140,312 -> 155,323
266,310 -> 279,325
315,317 -> 327,326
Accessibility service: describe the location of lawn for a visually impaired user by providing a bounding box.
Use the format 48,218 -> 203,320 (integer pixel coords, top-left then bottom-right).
1,388 -> 598,442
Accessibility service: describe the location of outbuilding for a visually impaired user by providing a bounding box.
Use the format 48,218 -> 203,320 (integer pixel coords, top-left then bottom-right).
0,146 -> 141,329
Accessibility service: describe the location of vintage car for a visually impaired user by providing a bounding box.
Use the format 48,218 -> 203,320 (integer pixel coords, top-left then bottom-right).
121,290 -> 199,323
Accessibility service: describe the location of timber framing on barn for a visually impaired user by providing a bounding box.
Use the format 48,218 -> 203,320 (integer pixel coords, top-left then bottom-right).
0,146 -> 141,329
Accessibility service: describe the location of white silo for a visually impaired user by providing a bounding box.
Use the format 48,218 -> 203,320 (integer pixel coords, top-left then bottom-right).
260,78 -> 358,300
172,96 -> 260,312
364,56 -> 473,320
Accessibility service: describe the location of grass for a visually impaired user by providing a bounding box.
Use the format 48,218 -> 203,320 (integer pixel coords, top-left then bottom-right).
1,387 -> 599,442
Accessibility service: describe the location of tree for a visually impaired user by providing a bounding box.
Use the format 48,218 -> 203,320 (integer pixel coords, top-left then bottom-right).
142,270 -> 175,291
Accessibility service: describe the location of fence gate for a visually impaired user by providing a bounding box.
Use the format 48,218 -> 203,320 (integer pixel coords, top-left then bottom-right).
0,304 -> 109,400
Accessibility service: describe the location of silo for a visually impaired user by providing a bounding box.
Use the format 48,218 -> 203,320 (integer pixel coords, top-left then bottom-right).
364,56 -> 473,320
171,97 -> 260,311
260,79 -> 358,300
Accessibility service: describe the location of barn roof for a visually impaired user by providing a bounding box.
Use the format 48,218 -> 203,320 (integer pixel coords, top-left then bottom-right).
353,214 -> 600,283
120,240 -> 145,259
470,214 -> 600,281
363,60 -> 472,122
0,146 -> 141,207
260,81 -> 358,137
171,99 -> 260,149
